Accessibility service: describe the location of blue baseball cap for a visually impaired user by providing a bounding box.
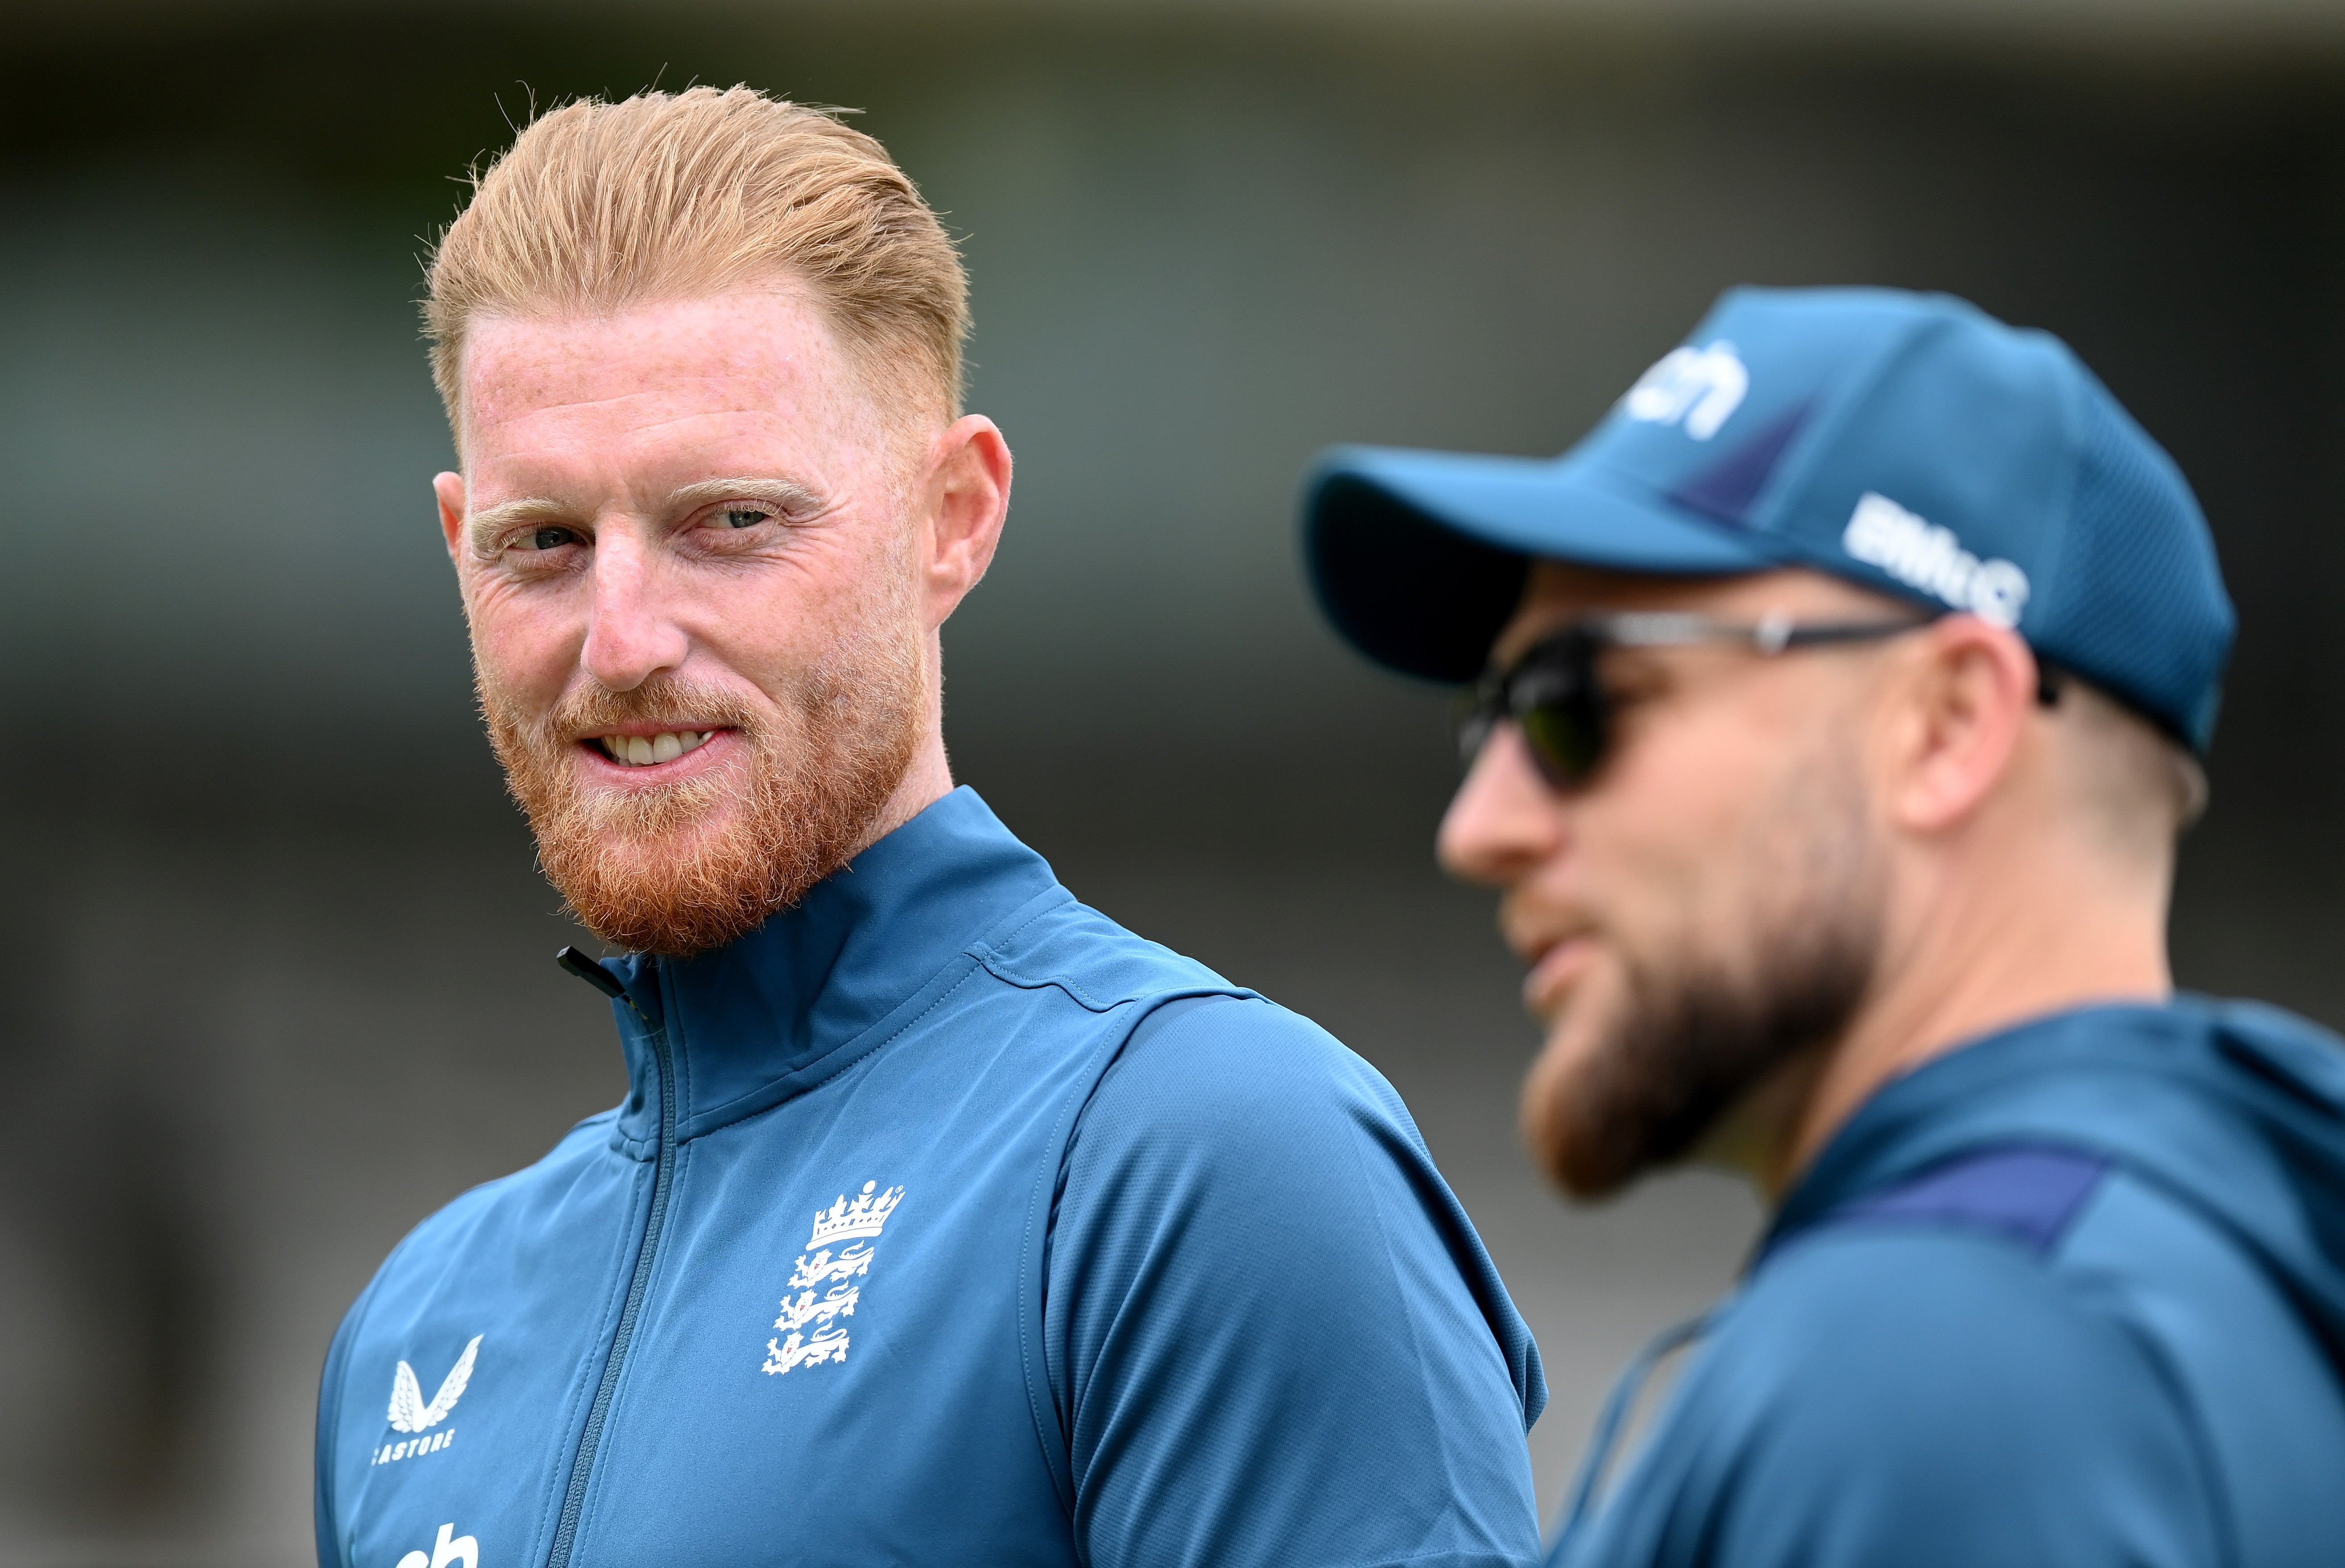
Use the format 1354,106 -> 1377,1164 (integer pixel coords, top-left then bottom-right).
1303,286 -> 2234,752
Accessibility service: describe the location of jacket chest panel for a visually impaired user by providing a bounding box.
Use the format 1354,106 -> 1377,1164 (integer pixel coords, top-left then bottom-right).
334,970 -> 1129,1568
567,1053 -> 1092,1567
333,1141 -> 652,1568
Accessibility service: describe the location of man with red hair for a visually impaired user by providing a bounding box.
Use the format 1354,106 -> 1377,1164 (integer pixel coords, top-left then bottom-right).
315,87 -> 1544,1568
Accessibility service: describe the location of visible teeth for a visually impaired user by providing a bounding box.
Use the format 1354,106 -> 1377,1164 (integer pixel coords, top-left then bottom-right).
599,730 -> 714,767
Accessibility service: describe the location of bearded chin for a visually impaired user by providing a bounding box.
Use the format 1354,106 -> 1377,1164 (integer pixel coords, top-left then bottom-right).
1523,932 -> 1875,1200
1523,794 -> 1884,1201
480,631 -> 923,959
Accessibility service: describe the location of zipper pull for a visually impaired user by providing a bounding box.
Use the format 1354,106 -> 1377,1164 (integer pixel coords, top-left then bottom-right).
557,945 -> 628,1000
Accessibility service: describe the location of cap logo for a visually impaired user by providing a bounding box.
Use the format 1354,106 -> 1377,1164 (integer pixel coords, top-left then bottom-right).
1842,492 -> 2030,629
1622,340 -> 1748,441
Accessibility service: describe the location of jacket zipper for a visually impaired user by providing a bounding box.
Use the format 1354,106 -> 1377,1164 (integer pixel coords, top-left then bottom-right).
544,972 -> 678,1568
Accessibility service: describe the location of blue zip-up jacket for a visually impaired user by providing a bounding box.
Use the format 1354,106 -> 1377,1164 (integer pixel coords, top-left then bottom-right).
1549,997 -> 2345,1568
318,788 -> 1545,1568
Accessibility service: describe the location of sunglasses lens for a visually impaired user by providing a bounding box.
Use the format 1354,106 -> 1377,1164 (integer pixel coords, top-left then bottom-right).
1461,631 -> 1608,788
1519,699 -> 1602,788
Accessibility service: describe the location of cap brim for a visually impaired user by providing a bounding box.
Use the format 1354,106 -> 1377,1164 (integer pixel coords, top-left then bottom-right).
1304,444 -> 1779,682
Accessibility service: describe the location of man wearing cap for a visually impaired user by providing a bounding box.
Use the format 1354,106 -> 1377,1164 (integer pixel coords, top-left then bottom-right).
314,88 -> 1546,1568
1306,286 -> 2345,1565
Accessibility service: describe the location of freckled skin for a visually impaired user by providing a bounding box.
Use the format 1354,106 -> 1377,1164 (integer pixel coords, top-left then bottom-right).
434,285 -> 1011,860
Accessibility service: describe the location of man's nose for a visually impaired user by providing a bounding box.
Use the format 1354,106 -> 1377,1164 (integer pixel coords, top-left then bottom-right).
580,528 -> 690,693
1437,725 -> 1568,886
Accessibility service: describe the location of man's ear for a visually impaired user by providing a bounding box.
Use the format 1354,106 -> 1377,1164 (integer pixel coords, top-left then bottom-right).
1882,615 -> 2039,834
920,416 -> 1012,627
434,471 -> 468,565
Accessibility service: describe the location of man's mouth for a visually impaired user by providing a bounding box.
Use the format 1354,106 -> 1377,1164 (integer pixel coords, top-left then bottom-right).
1522,931 -> 1601,1021
588,729 -> 720,768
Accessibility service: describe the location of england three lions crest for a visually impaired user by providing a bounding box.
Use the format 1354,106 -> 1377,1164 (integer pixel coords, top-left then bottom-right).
763,1182 -> 905,1375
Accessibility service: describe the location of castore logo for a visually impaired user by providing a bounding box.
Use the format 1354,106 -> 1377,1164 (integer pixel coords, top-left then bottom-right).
374,1335 -> 480,1466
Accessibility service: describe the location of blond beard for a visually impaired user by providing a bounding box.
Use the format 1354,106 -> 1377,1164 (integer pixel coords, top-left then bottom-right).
478,606 -> 925,958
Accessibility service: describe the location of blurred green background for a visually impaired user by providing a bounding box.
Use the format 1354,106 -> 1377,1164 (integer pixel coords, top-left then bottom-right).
5,2 -> 2345,1560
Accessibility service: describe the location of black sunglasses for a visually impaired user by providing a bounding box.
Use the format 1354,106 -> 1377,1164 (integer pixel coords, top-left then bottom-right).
1459,611 -> 1932,790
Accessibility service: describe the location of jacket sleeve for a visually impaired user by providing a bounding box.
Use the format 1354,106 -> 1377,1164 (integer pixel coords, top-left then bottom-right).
1045,994 -> 1545,1568
1557,1227 -> 2221,1568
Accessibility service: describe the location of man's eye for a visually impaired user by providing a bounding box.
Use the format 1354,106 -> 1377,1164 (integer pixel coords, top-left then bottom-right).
712,506 -> 772,530
519,526 -> 582,552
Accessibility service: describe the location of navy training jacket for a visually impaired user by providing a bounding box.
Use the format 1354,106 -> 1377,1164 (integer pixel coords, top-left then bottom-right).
1549,997 -> 2345,1568
317,787 -> 1546,1568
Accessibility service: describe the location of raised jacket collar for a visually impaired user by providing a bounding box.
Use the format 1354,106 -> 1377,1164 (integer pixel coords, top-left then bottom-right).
1758,995 -> 2345,1337
602,787 -> 1065,1150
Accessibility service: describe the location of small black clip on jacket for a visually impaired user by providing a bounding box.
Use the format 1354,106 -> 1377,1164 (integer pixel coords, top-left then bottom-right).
557,945 -> 629,1001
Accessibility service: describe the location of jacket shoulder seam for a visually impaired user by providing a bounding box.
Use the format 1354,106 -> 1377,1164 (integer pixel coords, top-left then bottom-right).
970,901 -> 1228,1013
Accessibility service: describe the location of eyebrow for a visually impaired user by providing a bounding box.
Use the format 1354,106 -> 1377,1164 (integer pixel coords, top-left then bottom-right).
465,476 -> 831,559
664,476 -> 829,516
465,495 -> 569,561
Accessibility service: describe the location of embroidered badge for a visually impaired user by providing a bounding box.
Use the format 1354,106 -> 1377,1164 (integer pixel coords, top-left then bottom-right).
763,1182 -> 905,1375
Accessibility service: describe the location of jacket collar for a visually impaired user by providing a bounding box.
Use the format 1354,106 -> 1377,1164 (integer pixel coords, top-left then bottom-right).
1760,995 -> 2345,1276
603,787 -> 1064,1149
1763,1000 -> 2186,1257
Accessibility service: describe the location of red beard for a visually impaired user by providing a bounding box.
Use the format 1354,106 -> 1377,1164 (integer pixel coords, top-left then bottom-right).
478,617 -> 923,957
